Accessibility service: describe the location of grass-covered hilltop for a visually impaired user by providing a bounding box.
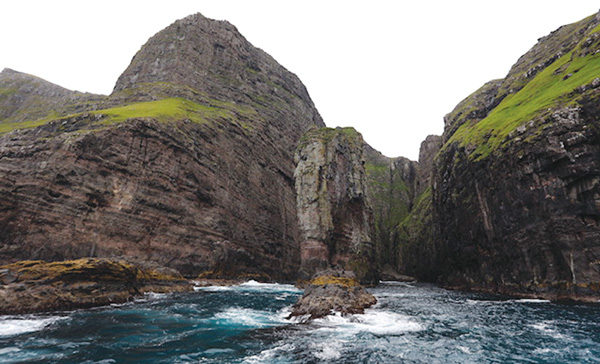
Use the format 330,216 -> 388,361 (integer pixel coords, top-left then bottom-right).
2,9 -> 600,313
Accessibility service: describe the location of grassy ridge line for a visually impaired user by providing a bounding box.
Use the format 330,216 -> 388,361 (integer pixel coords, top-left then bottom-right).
0,97 -> 257,134
446,23 -> 600,160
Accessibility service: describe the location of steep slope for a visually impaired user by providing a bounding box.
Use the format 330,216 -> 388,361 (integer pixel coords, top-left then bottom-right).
430,11 -> 600,300
0,13 -> 323,280
0,68 -> 103,131
294,127 -> 378,284
363,145 -> 416,271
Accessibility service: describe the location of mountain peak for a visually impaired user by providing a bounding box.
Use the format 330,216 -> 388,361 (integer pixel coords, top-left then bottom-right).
113,13 -> 313,109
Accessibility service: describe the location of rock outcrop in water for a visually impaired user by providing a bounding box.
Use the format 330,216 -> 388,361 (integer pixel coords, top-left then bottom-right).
0,13 -> 323,280
288,270 -> 377,321
0,258 -> 191,314
294,127 -> 378,284
405,11 -> 600,301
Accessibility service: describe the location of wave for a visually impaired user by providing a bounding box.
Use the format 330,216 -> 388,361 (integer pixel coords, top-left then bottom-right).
530,321 -> 567,340
0,316 -> 65,337
194,280 -> 302,294
513,298 -> 551,304
242,343 -> 296,364
209,306 -> 292,329
312,310 -> 423,336
466,298 -> 551,305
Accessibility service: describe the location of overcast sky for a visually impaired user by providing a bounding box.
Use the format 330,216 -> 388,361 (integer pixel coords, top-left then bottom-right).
1,1 -> 599,160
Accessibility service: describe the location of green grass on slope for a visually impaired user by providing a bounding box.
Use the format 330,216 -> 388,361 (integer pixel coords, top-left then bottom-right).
0,97 -> 254,135
449,34 -> 600,160
94,97 -> 232,125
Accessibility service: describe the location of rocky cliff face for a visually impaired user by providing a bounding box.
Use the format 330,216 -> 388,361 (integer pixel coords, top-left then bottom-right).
0,68 -> 103,128
395,135 -> 441,281
427,11 -> 600,300
0,13 -> 323,280
363,146 -> 416,271
294,127 -> 377,284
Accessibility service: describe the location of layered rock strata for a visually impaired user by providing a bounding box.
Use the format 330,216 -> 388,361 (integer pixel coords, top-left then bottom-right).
0,13 -> 324,280
294,127 -> 378,284
0,258 -> 192,314
425,11 -> 600,300
364,145 -> 416,272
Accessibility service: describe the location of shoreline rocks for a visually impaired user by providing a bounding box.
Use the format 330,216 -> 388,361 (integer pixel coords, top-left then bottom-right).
289,271 -> 377,321
0,258 -> 193,315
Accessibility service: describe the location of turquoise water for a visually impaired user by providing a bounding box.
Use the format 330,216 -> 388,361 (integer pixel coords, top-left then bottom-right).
1,281 -> 599,363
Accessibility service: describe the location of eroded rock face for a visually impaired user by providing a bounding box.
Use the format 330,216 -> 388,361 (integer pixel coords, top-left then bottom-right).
426,12 -> 600,300
363,145 -> 416,271
294,127 -> 377,284
0,13 -> 324,280
0,258 -> 192,314
0,68 -> 103,124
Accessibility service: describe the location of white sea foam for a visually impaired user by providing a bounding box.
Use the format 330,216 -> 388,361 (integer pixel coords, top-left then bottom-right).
0,347 -> 20,355
314,310 -> 423,336
212,307 -> 290,328
238,280 -> 302,293
194,285 -> 233,292
242,343 -> 295,364
465,298 -> 551,305
530,321 -> 566,340
311,340 -> 343,360
513,299 -> 551,304
194,280 -> 301,294
0,316 -> 65,337
533,347 -> 561,355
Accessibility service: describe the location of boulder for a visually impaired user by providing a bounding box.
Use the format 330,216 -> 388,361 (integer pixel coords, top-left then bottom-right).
289,270 -> 377,321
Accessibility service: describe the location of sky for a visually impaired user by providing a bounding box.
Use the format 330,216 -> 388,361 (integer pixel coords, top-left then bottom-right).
1,1 -> 599,160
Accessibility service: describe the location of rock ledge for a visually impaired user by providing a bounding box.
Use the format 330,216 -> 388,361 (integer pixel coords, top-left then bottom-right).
0,258 -> 193,314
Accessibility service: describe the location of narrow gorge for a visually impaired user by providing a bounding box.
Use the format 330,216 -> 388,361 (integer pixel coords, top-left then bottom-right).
2,9 -> 600,309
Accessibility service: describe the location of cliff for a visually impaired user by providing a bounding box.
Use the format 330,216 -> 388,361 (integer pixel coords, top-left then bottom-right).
294,127 -> 378,284
425,11 -> 600,300
363,145 -> 416,271
0,13 -> 323,280
0,68 -> 103,130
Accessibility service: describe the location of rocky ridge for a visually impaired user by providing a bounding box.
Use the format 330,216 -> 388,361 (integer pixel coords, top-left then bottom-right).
405,11 -> 600,301
3,8 -> 600,309
0,68 -> 103,130
0,12 -> 323,281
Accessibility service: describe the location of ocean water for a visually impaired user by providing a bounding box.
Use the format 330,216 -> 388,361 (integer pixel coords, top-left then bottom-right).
1,280 -> 599,363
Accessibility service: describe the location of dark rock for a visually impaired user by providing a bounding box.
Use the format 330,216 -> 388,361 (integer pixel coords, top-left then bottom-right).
295,127 -> 378,284
289,270 -> 377,321
0,12 -> 324,280
0,68 -> 103,124
0,258 -> 192,314
0,269 -> 16,284
404,10 -> 600,301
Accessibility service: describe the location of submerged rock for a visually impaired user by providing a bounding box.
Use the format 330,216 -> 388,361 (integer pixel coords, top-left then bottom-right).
289,271 -> 377,321
0,258 -> 192,314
